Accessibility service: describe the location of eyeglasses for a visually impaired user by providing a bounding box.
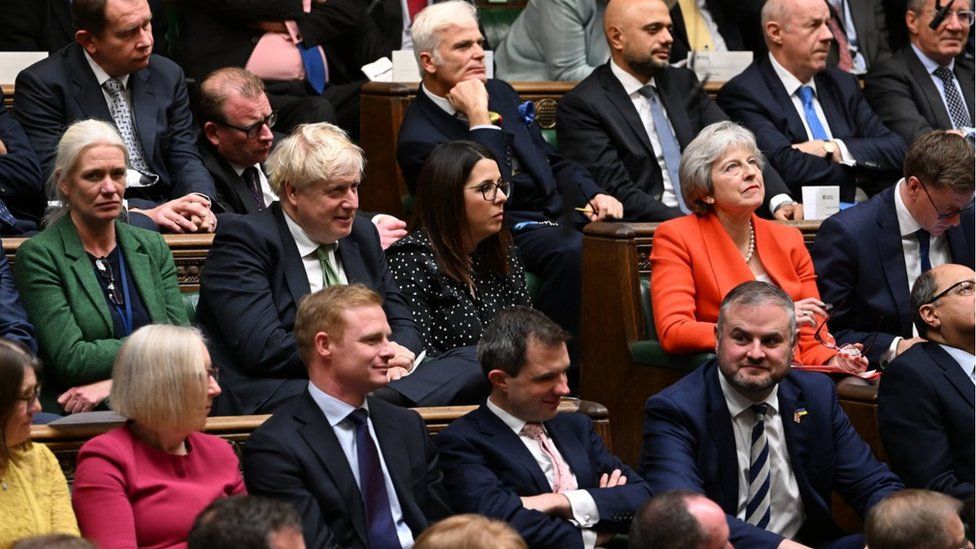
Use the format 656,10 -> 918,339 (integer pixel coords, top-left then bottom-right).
205,366 -> 220,381
17,385 -> 41,405
466,179 -> 510,201
94,257 -> 123,307
925,279 -> 976,304
215,112 -> 277,140
923,8 -> 975,25
918,179 -> 976,220
814,299 -> 882,360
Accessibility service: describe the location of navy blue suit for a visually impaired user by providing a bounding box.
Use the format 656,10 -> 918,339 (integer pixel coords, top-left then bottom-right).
196,204 -> 422,415
0,91 -> 43,234
434,404 -> 652,549
397,79 -> 602,362
879,342 -> 975,500
13,43 -> 216,210
641,361 -> 903,548
243,391 -> 453,548
811,185 -> 974,365
717,59 -> 906,201
0,242 -> 36,354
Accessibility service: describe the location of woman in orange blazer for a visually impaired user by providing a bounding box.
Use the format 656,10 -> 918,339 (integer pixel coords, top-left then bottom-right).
651,122 -> 867,371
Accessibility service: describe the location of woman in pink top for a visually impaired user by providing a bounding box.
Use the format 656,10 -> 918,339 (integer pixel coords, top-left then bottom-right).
72,325 -> 245,549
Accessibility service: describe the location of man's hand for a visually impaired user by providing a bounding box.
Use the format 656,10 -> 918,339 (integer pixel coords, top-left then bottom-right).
520,493 -> 572,518
777,539 -> 813,549
388,342 -> 416,372
373,214 -> 408,250
896,337 -> 926,356
386,367 -> 409,382
248,21 -> 289,33
790,140 -> 829,158
599,468 -> 628,488
447,80 -> 491,126
0,137 -> 8,156
58,379 -> 112,414
773,202 -> 804,221
586,194 -> 623,222
131,194 -> 215,233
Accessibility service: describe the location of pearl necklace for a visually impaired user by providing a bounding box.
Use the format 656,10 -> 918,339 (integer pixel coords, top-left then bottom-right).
743,222 -> 755,263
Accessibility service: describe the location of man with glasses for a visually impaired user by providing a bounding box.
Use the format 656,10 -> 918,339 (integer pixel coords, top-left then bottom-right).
813,130 -> 974,368
878,263 -> 975,500
864,0 -> 974,146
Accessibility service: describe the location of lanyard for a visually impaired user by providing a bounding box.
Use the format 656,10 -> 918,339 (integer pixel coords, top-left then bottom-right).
112,250 -> 134,336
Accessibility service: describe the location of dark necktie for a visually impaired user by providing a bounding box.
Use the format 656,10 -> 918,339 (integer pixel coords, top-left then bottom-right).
934,66 -> 973,129
241,166 -> 266,211
346,409 -> 401,549
746,404 -> 771,529
916,229 -> 932,273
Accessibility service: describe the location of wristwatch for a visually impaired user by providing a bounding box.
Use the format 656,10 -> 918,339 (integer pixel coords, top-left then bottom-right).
822,140 -> 836,159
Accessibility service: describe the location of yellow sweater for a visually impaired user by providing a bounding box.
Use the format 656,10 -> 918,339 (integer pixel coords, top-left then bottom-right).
0,443 -> 79,548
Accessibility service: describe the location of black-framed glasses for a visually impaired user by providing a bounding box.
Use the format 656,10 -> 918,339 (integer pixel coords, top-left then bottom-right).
17,385 -> 41,404
814,299 -> 882,360
94,257 -> 123,307
466,179 -> 510,201
925,279 -> 976,305
923,8 -> 975,25
918,179 -> 976,220
215,112 -> 277,140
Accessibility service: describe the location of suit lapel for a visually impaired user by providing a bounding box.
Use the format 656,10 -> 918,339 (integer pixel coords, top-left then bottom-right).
69,45 -> 114,121
903,49 -> 953,129
814,72 -> 852,139
700,214 -> 754,301
337,237 -> 369,285
759,60 -> 808,142
369,399 -> 426,532
59,218 -> 114,333
115,224 -> 164,319
929,344 -> 976,408
956,57 -> 975,119
778,378 -> 826,511
545,417 -> 593,487
655,70 -> 695,147
946,224 -> 971,266
876,189 -> 914,335
129,69 -> 158,166
600,66 -> 654,156
475,407 -> 553,494
271,205 -> 313,306
705,365 -> 741,513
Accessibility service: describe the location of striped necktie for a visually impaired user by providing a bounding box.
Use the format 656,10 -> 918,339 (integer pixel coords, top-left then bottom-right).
746,403 -> 771,529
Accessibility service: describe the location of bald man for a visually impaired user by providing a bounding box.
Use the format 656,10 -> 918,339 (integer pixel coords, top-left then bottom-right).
629,490 -> 733,549
557,0 -> 799,222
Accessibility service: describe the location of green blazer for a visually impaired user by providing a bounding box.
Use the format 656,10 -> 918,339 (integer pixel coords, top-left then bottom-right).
14,216 -> 189,410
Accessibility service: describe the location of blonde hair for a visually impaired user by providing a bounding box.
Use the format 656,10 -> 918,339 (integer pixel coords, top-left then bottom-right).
110,325 -> 209,432
294,285 -> 383,364
414,515 -> 527,549
264,122 -> 364,196
45,119 -> 128,224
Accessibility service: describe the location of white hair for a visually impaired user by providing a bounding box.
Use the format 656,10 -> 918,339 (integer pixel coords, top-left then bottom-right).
410,0 -> 479,68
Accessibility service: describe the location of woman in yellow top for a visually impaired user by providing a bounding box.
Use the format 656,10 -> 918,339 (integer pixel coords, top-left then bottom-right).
0,340 -> 78,548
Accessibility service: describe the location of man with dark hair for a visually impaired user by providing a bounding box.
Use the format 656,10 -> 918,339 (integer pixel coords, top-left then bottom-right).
864,0 -> 974,145
243,284 -> 453,549
641,280 -> 903,548
629,490 -> 732,549
878,263 -> 975,500
13,0 -> 218,233
434,307 -> 651,549
813,130 -> 975,367
188,495 -> 305,549
865,490 -> 969,549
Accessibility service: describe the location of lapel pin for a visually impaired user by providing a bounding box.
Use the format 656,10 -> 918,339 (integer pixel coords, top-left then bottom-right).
793,409 -> 808,424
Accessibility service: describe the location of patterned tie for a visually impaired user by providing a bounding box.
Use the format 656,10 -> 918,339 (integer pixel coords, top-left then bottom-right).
102,78 -> 152,173
637,85 -> 691,214
746,404 -> 771,529
797,86 -> 830,141
826,7 -> 854,72
934,66 -> 973,129
676,0 -> 715,52
315,244 -> 342,287
346,409 -> 401,549
521,422 -> 578,493
241,166 -> 266,212
916,229 -> 932,273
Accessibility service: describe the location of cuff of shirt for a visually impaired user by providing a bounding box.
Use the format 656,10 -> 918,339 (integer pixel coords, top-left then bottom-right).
565,489 -> 600,528
768,193 -> 793,216
581,528 -> 597,549
880,337 -> 900,367
470,124 -> 501,131
371,213 -> 394,225
834,139 -> 856,166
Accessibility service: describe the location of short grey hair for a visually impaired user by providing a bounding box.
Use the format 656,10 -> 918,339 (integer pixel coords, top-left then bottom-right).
265,122 -> 364,196
679,121 -> 765,215
717,281 -> 797,344
910,269 -> 941,338
865,490 -> 963,549
46,119 -> 128,224
760,0 -> 791,28
411,0 -> 479,68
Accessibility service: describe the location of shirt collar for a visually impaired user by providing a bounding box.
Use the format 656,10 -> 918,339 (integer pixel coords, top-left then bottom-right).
893,178 -> 924,237
609,59 -> 655,97
911,43 -> 955,74
486,396 -> 530,435
768,52 -> 816,97
307,381 -> 369,428
84,51 -> 130,89
229,162 -> 261,177
717,365 -> 780,419
282,207 -> 340,257
937,344 -> 976,379
420,83 -> 458,117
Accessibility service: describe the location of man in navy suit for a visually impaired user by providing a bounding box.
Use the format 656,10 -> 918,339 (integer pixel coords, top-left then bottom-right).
13,0 -> 217,233
641,281 -> 903,548
716,0 -> 906,201
435,307 -> 652,549
812,131 -> 975,367
0,92 -> 44,235
243,284 -> 453,548
397,1 -> 623,375
879,263 -> 975,500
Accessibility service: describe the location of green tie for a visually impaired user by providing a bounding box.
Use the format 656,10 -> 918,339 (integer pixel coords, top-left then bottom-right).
315,244 -> 342,287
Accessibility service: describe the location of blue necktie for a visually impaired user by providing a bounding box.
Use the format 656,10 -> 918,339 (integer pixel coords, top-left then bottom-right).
347,409 -> 401,549
916,229 -> 932,273
638,85 -> 691,214
797,86 -> 829,141
746,404 -> 771,529
299,43 -> 327,95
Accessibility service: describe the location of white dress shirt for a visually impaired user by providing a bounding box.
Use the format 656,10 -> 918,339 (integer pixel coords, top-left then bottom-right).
84,51 -> 133,114
938,344 -> 976,383
486,398 -> 600,549
719,369 -> 805,538
308,383 -> 414,548
282,209 -> 348,293
910,44 -> 974,133
229,162 -> 278,207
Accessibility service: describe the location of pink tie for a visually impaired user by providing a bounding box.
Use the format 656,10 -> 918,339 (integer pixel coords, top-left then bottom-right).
826,14 -> 854,72
521,423 -> 578,493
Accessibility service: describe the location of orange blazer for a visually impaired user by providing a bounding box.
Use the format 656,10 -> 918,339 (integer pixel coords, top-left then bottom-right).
650,212 -> 835,365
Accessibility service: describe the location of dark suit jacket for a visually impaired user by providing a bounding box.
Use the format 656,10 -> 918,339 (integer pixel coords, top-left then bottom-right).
668,0 -> 745,64
0,240 -> 35,355
13,43 -> 215,208
0,90 -> 44,232
641,360 -> 903,547
397,79 -> 603,224
717,58 -> 906,201
864,47 -> 976,145
196,203 -> 421,415
556,63 -> 791,221
879,342 -> 975,500
811,185 -> 975,364
198,141 -> 266,215
243,391 -> 453,548
826,0 -> 891,71
435,404 -> 652,549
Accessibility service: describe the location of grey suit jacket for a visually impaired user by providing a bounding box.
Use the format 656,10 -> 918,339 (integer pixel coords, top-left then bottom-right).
827,0 -> 891,70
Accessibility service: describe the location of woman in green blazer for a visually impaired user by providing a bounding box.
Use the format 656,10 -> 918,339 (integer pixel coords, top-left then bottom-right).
14,120 -> 188,414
